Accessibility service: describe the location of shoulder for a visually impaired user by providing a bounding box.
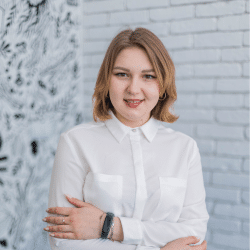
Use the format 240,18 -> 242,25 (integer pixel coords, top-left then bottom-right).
61,120 -> 105,139
158,122 -> 197,146
158,123 -> 200,164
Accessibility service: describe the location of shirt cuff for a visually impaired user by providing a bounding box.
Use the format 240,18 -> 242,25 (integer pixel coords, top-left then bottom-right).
119,216 -> 143,245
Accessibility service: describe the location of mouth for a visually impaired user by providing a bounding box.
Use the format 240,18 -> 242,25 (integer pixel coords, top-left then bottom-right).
123,99 -> 144,103
123,99 -> 144,108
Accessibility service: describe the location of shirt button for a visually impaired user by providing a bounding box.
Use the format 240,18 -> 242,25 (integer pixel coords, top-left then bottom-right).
132,129 -> 136,132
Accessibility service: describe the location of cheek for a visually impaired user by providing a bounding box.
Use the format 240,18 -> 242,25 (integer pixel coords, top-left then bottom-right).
110,85 -> 124,101
154,82 -> 161,96
109,79 -> 118,94
145,88 -> 160,102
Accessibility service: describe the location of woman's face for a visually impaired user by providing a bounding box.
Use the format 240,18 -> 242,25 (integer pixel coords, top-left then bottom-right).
109,47 -> 161,128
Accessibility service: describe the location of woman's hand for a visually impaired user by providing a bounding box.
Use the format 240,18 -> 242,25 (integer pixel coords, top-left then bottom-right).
160,236 -> 207,250
43,195 -> 106,240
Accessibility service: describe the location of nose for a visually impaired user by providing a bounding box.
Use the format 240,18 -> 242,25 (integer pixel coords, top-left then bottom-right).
126,75 -> 142,95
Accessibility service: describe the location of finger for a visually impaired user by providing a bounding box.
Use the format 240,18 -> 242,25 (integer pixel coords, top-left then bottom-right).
65,195 -> 87,208
44,225 -> 72,233
46,207 -> 72,215
49,232 -> 76,240
191,240 -> 207,250
44,216 -> 70,225
185,236 -> 200,244
64,194 -> 85,202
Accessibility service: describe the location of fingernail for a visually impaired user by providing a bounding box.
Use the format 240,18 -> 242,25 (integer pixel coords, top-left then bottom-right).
42,218 -> 47,222
50,233 -> 55,237
44,227 -> 49,231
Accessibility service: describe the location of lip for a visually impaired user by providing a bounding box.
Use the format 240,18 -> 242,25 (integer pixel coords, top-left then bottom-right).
124,99 -> 144,102
123,99 -> 144,108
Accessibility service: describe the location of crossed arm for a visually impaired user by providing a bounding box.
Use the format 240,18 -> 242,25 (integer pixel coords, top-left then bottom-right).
44,195 -> 206,250
45,195 -> 157,250
45,133 -> 209,250
44,194 -> 124,242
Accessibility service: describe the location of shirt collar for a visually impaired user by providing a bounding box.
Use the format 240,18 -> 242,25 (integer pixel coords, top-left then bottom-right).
104,110 -> 160,144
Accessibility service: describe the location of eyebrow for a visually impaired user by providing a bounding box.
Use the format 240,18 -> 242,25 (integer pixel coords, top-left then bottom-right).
113,66 -> 155,73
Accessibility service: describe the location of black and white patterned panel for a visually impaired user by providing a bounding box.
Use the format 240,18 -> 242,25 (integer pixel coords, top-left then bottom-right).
0,0 -> 83,249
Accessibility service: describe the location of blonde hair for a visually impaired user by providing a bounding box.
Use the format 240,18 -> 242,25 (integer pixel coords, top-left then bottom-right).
92,27 -> 179,123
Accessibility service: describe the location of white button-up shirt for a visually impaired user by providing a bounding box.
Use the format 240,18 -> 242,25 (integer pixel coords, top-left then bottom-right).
48,110 -> 209,250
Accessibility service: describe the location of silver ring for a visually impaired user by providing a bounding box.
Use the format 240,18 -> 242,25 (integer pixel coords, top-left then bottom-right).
62,219 -> 65,224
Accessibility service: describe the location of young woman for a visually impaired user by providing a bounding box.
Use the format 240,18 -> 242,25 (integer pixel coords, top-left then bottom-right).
43,27 -> 209,250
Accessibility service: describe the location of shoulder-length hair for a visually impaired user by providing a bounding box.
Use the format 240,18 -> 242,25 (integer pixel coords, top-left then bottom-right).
92,27 -> 179,123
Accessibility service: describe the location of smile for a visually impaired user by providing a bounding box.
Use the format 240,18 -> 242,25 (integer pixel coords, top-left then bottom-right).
124,99 -> 144,108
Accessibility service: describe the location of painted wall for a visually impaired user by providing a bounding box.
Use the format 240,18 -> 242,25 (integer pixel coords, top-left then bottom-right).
0,0 -> 83,249
82,0 -> 249,250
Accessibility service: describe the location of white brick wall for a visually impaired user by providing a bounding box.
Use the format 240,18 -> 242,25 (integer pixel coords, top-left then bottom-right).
171,18 -> 217,33
196,1 -> 245,16
194,32 -> 242,47
127,0 -> 170,9
214,204 -> 249,219
82,0 -> 249,249
150,6 -> 194,20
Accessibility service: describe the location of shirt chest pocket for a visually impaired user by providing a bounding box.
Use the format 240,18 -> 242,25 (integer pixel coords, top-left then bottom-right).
151,177 -> 187,222
83,172 -> 123,214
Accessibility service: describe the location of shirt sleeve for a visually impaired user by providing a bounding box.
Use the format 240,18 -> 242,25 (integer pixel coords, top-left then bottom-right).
47,132 -> 88,248
47,133 -> 159,250
119,140 -> 209,248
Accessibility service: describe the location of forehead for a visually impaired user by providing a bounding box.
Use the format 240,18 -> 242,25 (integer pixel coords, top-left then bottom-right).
114,47 -> 152,69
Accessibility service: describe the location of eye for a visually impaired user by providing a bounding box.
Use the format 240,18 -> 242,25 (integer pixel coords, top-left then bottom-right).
114,73 -> 156,79
144,75 -> 156,79
115,73 -> 128,77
